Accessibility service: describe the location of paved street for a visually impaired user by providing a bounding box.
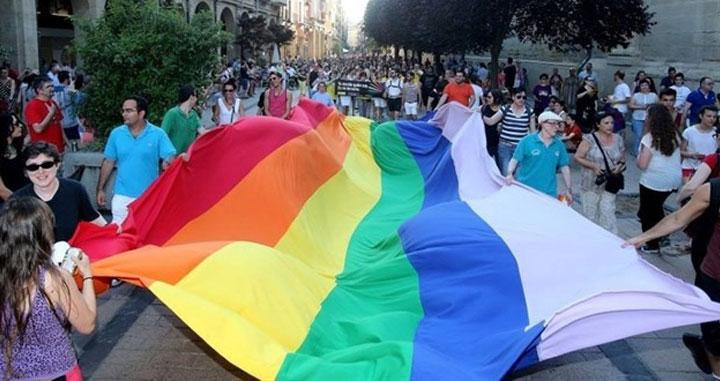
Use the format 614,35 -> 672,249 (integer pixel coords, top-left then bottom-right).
77,106 -> 709,380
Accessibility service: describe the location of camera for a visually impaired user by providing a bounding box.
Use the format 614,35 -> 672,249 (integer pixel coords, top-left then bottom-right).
595,173 -> 607,186
51,241 -> 81,273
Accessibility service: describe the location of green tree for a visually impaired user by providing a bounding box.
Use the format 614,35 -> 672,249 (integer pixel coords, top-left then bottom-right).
236,14 -> 273,60
363,0 -> 655,85
74,0 -> 230,139
267,21 -> 295,47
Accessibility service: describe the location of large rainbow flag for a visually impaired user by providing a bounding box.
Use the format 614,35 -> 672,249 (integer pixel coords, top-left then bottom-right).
74,100 -> 720,380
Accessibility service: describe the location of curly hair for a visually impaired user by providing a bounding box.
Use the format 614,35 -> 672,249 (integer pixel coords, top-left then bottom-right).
645,104 -> 679,156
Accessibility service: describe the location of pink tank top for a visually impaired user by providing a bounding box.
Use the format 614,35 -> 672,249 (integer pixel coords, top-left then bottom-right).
267,89 -> 287,118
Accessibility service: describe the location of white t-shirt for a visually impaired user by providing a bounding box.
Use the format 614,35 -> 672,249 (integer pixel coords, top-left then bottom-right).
639,133 -> 682,191
469,84 -> 484,111
682,125 -> 718,169
631,92 -> 659,121
385,78 -> 403,98
671,85 -> 691,109
612,82 -> 631,113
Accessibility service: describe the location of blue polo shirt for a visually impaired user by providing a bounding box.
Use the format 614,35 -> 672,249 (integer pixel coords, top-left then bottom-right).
512,133 -> 570,197
104,122 -> 176,198
686,89 -> 716,125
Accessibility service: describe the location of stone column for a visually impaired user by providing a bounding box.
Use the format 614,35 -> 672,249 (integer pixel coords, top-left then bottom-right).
0,0 -> 39,70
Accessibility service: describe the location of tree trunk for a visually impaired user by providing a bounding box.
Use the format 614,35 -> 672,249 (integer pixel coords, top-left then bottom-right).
489,41 -> 502,89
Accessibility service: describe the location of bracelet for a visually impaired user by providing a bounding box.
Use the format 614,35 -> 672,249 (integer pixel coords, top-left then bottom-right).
83,277 -> 93,281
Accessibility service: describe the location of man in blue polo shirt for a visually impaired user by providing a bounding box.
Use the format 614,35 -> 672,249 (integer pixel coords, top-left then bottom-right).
682,77 -> 716,127
97,95 -> 176,224
505,111 -> 572,202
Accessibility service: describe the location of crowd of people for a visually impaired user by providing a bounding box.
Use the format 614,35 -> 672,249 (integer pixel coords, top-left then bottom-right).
2,51 -> 720,378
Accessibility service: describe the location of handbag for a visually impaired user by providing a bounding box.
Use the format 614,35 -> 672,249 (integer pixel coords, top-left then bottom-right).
591,133 -> 625,194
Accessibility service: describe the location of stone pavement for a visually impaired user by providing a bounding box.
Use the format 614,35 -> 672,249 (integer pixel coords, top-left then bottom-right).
76,108 -> 712,380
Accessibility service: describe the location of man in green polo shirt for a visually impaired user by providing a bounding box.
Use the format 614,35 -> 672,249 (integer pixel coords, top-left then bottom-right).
161,84 -> 200,154
505,111 -> 573,202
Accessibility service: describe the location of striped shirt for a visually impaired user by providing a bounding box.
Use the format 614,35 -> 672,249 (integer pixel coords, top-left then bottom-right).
500,104 -> 534,145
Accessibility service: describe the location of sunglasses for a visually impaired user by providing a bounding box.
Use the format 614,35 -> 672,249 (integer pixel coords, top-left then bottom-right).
25,161 -> 56,172
270,77 -> 279,81
224,89 -> 234,92
515,95 -> 527,100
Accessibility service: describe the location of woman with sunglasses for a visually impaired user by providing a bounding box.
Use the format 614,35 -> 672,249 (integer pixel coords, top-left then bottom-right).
494,87 -> 536,175
12,141 -> 105,242
0,197 -> 96,380
214,80 -> 244,126
0,112 -> 29,205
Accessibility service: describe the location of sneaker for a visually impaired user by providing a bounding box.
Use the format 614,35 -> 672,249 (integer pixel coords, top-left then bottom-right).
639,245 -> 660,254
683,333 -> 711,374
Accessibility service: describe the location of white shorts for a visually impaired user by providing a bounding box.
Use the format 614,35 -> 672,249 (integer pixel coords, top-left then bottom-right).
111,194 -> 137,225
404,102 -> 418,116
339,96 -> 352,106
373,97 -> 387,108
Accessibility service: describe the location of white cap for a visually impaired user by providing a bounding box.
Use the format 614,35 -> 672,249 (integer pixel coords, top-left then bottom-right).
538,111 -> 563,124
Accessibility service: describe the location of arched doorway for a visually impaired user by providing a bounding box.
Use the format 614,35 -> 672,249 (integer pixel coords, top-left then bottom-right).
194,1 -> 210,14
219,7 -> 235,58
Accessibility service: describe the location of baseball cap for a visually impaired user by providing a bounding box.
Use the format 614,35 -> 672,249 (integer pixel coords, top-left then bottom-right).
538,111 -> 563,124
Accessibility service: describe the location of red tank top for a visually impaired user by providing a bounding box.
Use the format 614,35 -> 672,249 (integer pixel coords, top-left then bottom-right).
267,89 -> 287,118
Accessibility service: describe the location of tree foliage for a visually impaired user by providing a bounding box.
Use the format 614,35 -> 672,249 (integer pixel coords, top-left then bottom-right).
363,0 -> 655,84
74,0 -> 230,139
236,14 -> 273,58
267,21 -> 295,47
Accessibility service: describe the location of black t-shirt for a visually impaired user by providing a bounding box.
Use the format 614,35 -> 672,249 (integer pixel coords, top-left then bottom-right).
0,150 -> 30,192
481,105 -> 500,148
309,71 -> 319,88
420,73 -> 438,92
13,178 -> 100,242
504,65 -> 517,89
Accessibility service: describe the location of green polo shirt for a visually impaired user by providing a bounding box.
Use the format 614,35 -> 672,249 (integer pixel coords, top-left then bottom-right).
161,105 -> 200,154
512,132 -> 570,197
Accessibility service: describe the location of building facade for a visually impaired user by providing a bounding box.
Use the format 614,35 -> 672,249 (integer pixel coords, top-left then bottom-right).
281,0 -> 346,60
0,0 -> 284,71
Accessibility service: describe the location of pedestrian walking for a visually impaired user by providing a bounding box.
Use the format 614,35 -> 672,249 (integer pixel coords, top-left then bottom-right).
636,105 -> 682,254
96,96 -> 176,225
574,112 -> 626,233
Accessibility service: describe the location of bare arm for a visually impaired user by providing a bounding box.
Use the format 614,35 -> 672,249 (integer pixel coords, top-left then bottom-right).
46,253 -> 97,334
96,159 -> 115,208
483,108 -> 503,125
573,140 -> 602,174
505,158 -> 519,184
283,92 -> 292,119
212,103 -> 220,124
626,183 -> 711,247
32,103 -> 58,133
560,166 -> 574,204
434,94 -> 448,110
529,116 -> 537,133
678,163 -> 712,201
0,176 -> 11,200
636,143 -> 652,170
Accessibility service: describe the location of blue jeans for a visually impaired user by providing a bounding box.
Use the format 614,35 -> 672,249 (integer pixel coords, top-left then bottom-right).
497,141 -> 516,176
631,118 -> 645,156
